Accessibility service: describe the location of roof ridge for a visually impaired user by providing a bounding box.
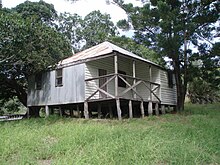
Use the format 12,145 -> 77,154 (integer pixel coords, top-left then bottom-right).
103,41 -> 114,51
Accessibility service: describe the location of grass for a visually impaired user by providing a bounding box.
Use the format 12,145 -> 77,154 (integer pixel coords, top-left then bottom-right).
0,103 -> 220,165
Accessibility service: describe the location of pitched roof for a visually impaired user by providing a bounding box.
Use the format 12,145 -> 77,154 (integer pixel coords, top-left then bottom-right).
59,41 -> 160,67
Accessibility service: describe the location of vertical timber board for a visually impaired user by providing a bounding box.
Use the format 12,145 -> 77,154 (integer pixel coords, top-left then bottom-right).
58,106 -> 62,117
84,102 -> 89,119
45,105 -> 49,117
133,60 -> 136,99
148,101 -> 153,115
114,55 -> 118,97
149,65 -> 153,101
140,101 -> 144,118
116,99 -> 122,120
155,102 -> 159,116
161,105 -> 166,114
129,100 -> 133,119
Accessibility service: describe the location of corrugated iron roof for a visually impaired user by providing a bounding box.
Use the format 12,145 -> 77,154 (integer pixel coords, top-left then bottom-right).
59,41 -> 160,67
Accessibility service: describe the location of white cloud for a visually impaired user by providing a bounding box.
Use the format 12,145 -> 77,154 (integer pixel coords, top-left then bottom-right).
3,0 -> 130,23
3,0 -> 142,37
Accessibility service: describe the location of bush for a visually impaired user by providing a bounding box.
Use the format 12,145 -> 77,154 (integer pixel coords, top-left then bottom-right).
188,78 -> 220,104
0,97 -> 26,115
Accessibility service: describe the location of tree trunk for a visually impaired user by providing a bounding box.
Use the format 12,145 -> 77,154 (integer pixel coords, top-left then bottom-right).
173,58 -> 185,111
183,30 -> 188,108
16,88 -> 27,107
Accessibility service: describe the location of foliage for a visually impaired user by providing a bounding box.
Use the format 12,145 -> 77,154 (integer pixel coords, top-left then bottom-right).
57,10 -> 118,52
187,41 -> 220,103
56,9 -> 160,63
0,97 -> 26,115
115,0 -> 219,110
0,2 -> 72,106
57,12 -> 82,51
188,77 -> 220,104
80,10 -> 117,50
0,103 -> 220,164
110,35 -> 164,65
13,0 -> 58,26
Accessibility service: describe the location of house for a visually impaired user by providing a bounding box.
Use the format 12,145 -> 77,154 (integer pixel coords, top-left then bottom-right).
27,41 -> 177,119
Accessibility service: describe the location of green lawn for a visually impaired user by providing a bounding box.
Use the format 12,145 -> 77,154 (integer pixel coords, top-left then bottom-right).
0,103 -> 220,165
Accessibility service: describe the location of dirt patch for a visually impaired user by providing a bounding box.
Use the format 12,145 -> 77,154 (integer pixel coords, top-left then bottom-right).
38,159 -> 52,165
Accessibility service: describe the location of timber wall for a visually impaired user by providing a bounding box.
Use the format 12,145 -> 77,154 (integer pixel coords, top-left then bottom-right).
160,70 -> 177,105
27,63 -> 85,106
85,55 -> 161,102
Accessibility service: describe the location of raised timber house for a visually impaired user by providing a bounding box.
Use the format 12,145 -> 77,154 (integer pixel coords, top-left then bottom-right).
27,41 -> 177,119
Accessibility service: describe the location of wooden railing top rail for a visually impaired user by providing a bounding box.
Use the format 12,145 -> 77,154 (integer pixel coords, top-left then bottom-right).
85,73 -> 115,81
85,73 -> 160,86
117,73 -> 160,86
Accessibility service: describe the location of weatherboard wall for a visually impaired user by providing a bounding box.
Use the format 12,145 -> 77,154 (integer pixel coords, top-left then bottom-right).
85,55 -> 133,100
85,55 -> 161,101
27,63 -> 85,106
135,60 -> 160,101
160,70 -> 177,105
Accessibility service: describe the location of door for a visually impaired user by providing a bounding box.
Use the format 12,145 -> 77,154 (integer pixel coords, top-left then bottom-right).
98,69 -> 107,98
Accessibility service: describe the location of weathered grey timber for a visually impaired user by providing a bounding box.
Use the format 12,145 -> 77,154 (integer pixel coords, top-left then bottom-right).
27,41 -> 177,119
129,100 -> 133,119
0,114 -> 25,122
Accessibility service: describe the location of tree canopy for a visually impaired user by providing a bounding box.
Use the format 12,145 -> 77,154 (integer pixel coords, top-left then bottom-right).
13,0 -> 58,26
0,3 -> 72,106
57,10 -> 118,52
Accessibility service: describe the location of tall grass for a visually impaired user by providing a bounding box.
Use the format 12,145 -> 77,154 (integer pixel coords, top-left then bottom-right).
0,103 -> 219,165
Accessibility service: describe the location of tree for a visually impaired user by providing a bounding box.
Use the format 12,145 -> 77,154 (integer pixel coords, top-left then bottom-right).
57,12 -> 83,52
110,35 -> 164,65
57,10 -> 118,52
80,10 -> 117,50
13,0 -> 58,26
0,5 -> 71,107
188,42 -> 220,103
115,0 -> 219,110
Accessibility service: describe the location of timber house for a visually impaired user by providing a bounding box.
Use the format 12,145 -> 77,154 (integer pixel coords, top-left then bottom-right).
27,41 -> 177,119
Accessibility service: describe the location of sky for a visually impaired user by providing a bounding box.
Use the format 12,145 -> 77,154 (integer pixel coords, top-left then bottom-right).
3,0 -> 142,36
3,0 -> 142,23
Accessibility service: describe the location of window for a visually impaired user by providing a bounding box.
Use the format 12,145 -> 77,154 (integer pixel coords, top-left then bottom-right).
56,68 -> 63,87
168,70 -> 173,88
35,73 -> 42,90
118,70 -> 126,88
